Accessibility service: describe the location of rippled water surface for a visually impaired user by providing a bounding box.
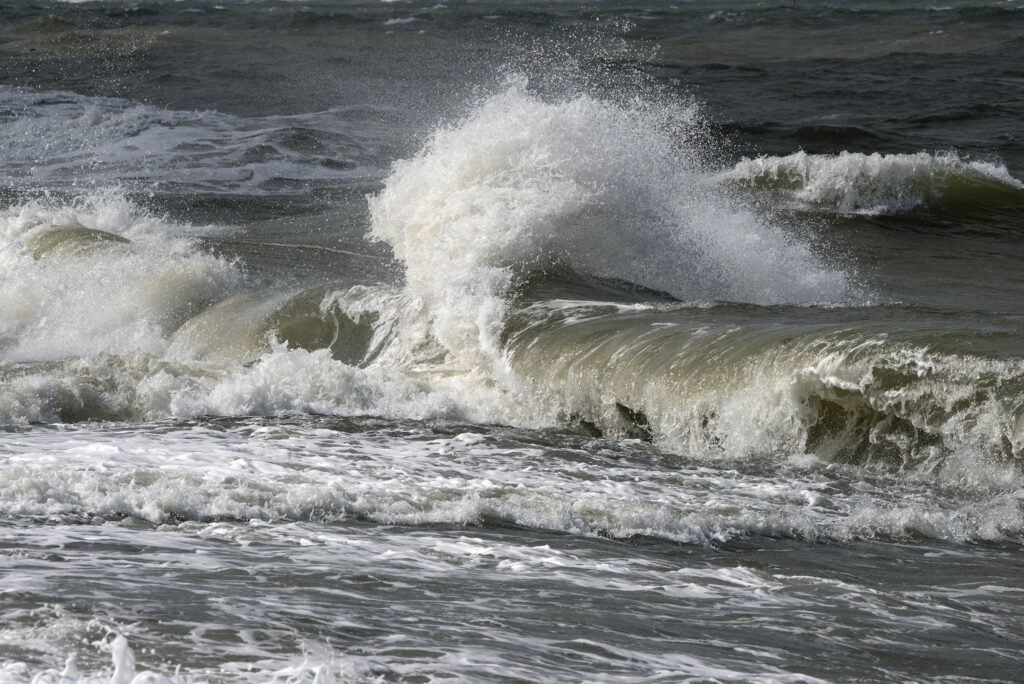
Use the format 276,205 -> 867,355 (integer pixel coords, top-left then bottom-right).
2,1 -> 1024,681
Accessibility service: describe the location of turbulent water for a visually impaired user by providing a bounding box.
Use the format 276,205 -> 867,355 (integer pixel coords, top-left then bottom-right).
2,1 -> 1024,681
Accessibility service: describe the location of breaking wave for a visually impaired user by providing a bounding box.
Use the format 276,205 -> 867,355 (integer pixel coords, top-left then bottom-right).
719,150 -> 1024,215
2,80 -> 1023,508
0,191 -> 237,362
368,78 -> 852,375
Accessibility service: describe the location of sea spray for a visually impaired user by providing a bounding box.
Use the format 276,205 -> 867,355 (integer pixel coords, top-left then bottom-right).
368,78 -> 851,377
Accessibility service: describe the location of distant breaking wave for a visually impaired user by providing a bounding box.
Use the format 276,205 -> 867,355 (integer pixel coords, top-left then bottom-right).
719,150 -> 1024,215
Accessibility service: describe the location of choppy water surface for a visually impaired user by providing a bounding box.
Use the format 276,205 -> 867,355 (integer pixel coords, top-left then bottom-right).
2,1 -> 1024,681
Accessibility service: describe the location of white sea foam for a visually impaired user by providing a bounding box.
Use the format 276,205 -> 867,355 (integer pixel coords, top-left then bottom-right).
0,345 -> 468,425
0,421 -> 1019,546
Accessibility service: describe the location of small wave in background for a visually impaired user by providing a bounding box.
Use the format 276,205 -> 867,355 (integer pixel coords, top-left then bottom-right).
720,150 -> 1024,215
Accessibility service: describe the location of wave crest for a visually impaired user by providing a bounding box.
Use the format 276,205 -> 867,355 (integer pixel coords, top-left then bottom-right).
720,150 -> 1024,215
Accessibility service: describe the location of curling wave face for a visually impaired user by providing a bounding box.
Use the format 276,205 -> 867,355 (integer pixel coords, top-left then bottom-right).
505,300 -> 1024,469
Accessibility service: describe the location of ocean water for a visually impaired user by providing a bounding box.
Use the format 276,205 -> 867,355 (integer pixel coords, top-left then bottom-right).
2,0 -> 1024,681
